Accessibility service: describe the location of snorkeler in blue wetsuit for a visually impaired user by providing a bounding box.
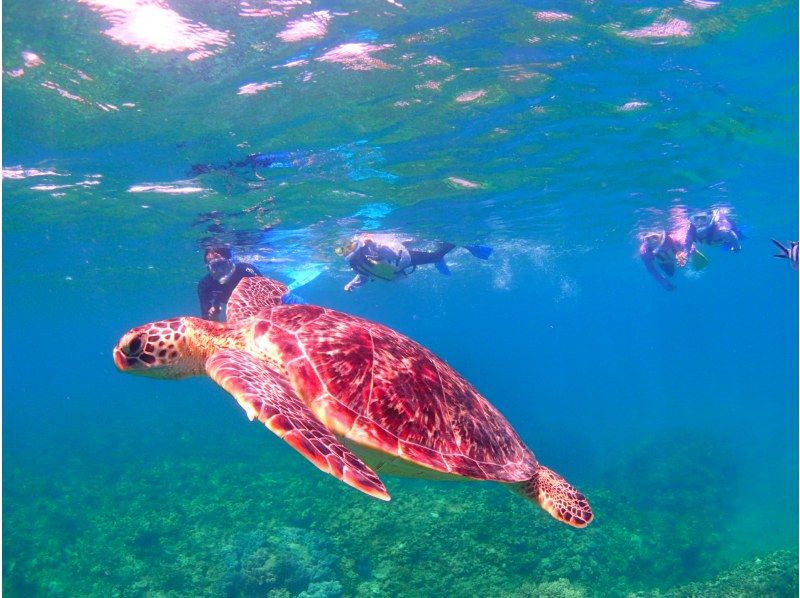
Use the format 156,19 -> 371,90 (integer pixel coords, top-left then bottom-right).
335,233 -> 492,292
686,208 -> 743,252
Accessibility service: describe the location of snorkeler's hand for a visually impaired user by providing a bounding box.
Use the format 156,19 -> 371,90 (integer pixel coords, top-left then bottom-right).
675,251 -> 688,267
344,283 -> 353,292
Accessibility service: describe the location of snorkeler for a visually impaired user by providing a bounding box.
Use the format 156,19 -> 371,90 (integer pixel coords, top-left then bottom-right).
336,233 -> 492,292
686,208 -> 743,252
198,244 -> 307,319
198,246 -> 262,321
639,230 -> 691,291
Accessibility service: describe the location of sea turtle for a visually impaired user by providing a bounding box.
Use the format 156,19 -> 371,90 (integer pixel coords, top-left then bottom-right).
113,277 -> 592,527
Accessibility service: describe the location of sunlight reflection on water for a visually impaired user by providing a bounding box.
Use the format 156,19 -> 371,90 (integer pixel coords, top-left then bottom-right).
78,0 -> 230,59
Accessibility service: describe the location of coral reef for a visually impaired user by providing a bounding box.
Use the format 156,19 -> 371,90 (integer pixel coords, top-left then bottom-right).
662,550 -> 799,598
601,429 -> 739,590
2,429 -> 797,597
218,527 -> 341,597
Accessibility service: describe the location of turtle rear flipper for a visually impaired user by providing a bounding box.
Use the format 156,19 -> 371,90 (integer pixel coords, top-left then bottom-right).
515,465 -> 593,528
206,349 -> 390,501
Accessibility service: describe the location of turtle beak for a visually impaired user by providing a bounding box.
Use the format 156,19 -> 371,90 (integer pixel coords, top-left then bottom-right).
113,346 -> 128,371
113,329 -> 147,372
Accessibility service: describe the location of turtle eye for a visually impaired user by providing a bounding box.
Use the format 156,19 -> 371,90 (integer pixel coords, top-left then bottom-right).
127,334 -> 144,356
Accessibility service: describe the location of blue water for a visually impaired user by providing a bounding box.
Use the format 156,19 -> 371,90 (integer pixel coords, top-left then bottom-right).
3,0 -> 798,595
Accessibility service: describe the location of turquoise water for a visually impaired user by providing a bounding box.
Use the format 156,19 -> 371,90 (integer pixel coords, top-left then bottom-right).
3,0 -> 798,595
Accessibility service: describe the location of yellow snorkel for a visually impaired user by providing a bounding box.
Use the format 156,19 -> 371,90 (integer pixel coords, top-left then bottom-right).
335,240 -> 358,257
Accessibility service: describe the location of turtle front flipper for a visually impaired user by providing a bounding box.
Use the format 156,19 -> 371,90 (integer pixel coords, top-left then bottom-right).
206,349 -> 390,501
515,465 -> 593,528
226,277 -> 290,323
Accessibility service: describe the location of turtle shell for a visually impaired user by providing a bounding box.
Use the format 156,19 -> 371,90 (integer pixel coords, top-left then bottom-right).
255,305 -> 538,483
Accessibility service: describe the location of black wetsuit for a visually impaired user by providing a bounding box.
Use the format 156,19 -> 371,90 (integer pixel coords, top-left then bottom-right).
198,263 -> 260,321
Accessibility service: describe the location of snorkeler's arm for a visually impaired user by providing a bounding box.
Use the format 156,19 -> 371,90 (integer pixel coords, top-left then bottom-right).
344,273 -> 369,292
198,277 -> 218,319
726,230 -> 742,252
684,225 -> 697,251
640,251 -> 674,291
681,227 -> 698,261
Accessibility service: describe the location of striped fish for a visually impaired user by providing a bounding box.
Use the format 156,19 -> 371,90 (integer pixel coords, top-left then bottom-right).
771,239 -> 799,270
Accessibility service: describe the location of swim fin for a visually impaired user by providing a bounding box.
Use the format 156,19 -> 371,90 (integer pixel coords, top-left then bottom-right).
690,249 -> 709,271
435,260 -> 451,276
465,244 -> 493,259
285,265 -> 324,291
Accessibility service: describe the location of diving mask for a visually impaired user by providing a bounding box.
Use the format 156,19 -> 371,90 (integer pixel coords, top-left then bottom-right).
208,258 -> 235,284
690,212 -> 711,230
643,231 -> 665,249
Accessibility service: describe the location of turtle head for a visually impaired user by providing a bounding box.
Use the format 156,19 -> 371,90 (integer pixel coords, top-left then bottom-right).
114,317 -> 212,379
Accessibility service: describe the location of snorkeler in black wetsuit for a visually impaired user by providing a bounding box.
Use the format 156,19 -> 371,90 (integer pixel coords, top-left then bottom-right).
197,246 -> 261,321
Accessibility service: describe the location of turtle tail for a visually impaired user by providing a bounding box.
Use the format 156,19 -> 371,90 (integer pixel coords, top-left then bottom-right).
516,465 -> 593,528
